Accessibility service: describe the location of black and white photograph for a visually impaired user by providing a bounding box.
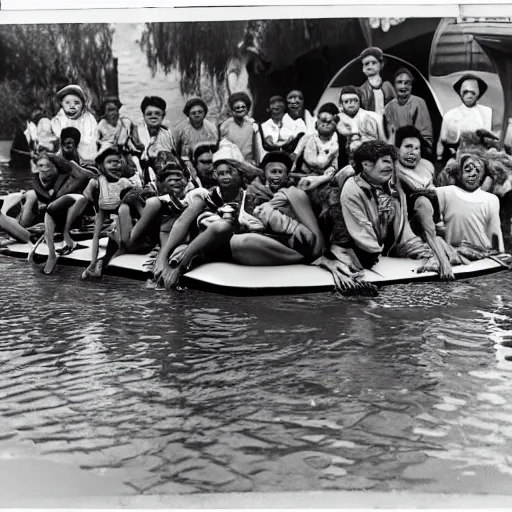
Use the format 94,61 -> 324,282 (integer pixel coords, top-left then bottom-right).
1,5 -> 512,507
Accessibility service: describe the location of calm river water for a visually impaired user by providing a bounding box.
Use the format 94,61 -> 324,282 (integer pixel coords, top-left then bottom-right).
2,24 -> 512,497
2,162 -> 512,496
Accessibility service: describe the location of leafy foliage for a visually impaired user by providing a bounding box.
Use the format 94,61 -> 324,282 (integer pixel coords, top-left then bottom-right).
0,23 -> 114,138
139,19 -> 364,95
139,21 -> 247,96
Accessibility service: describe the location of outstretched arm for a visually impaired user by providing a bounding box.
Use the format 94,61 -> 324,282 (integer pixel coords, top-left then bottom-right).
153,197 -> 206,278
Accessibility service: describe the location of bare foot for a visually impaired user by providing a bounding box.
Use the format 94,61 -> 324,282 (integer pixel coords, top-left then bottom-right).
42,252 -> 59,275
81,260 -> 103,280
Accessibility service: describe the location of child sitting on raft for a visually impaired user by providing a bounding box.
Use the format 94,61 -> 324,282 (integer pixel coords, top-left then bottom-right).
100,151 -> 208,268
81,145 -> 133,279
242,151 -> 325,263
393,125 -> 454,280
51,85 -> 98,163
153,141 -> 263,289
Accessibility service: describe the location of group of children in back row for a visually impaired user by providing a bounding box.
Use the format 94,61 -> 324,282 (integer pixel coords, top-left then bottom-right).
2,45 -> 512,294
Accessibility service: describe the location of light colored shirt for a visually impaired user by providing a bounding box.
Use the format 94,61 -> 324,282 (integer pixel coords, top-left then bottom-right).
260,116 -> 299,146
373,88 -> 385,116
440,104 -> 493,145
283,110 -> 316,135
337,108 -> 385,143
219,117 -> 257,162
175,119 -> 219,160
395,159 -> 435,192
437,185 -> 504,251
51,108 -> 98,162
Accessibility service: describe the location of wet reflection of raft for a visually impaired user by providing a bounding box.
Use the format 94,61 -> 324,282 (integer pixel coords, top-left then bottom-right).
0,237 -> 505,295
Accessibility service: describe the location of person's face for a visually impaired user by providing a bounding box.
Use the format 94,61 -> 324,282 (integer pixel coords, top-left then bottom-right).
144,106 -> 165,128
37,158 -> 58,187
362,56 -> 381,78
61,94 -> 84,119
269,100 -> 286,119
361,155 -> 394,186
104,102 -> 120,124
395,73 -> 413,100
188,105 -> 206,126
459,157 -> 485,192
196,151 -> 214,177
62,137 -> 78,156
265,162 -> 287,191
460,80 -> 480,108
103,154 -> 122,177
160,171 -> 187,196
215,163 -> 241,188
317,112 -> 337,137
287,91 -> 304,118
341,94 -> 360,117
398,137 -> 421,169
232,100 -> 248,120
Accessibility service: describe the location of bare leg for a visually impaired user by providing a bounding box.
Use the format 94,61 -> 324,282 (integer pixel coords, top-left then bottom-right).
156,220 -> 233,289
62,195 -> 88,250
283,187 -> 324,258
42,213 -> 58,274
125,197 -> 162,251
0,213 -> 31,243
413,196 -> 454,281
231,233 -> 304,265
82,209 -> 105,279
117,203 -> 133,248
19,190 -> 38,228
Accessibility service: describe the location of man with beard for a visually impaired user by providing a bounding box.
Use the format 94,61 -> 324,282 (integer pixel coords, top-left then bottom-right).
384,68 -> 433,156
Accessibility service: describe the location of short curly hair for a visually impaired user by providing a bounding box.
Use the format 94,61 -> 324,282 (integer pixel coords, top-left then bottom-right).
352,140 -> 397,173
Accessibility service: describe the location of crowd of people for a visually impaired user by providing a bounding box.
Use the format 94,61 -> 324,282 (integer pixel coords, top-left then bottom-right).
2,45 -> 512,295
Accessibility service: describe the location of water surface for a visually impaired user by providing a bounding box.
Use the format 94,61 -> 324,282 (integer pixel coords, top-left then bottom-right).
2,163 -> 512,496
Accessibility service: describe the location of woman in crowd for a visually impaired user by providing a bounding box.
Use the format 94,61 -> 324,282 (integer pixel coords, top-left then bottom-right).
219,92 -> 258,165
174,98 -> 219,163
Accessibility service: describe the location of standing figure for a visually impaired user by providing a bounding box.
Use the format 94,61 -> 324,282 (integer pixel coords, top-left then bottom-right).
50,85 -> 98,163
358,47 -> 396,116
219,92 -> 258,165
437,74 -> 493,164
384,67 -> 433,156
174,98 -> 219,163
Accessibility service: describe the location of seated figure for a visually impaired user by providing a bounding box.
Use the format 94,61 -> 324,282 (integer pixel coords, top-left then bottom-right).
394,125 -> 454,279
340,140 -> 464,276
337,86 -> 385,154
437,151 -> 505,255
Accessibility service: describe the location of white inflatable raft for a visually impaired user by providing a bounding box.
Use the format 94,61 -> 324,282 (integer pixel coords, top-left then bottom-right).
0,237 -> 505,294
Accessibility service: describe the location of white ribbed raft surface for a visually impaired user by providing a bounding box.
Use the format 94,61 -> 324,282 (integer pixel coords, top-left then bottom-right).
0,236 -> 505,292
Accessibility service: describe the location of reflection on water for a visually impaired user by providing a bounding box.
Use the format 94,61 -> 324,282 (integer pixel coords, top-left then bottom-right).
2,168 -> 512,495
